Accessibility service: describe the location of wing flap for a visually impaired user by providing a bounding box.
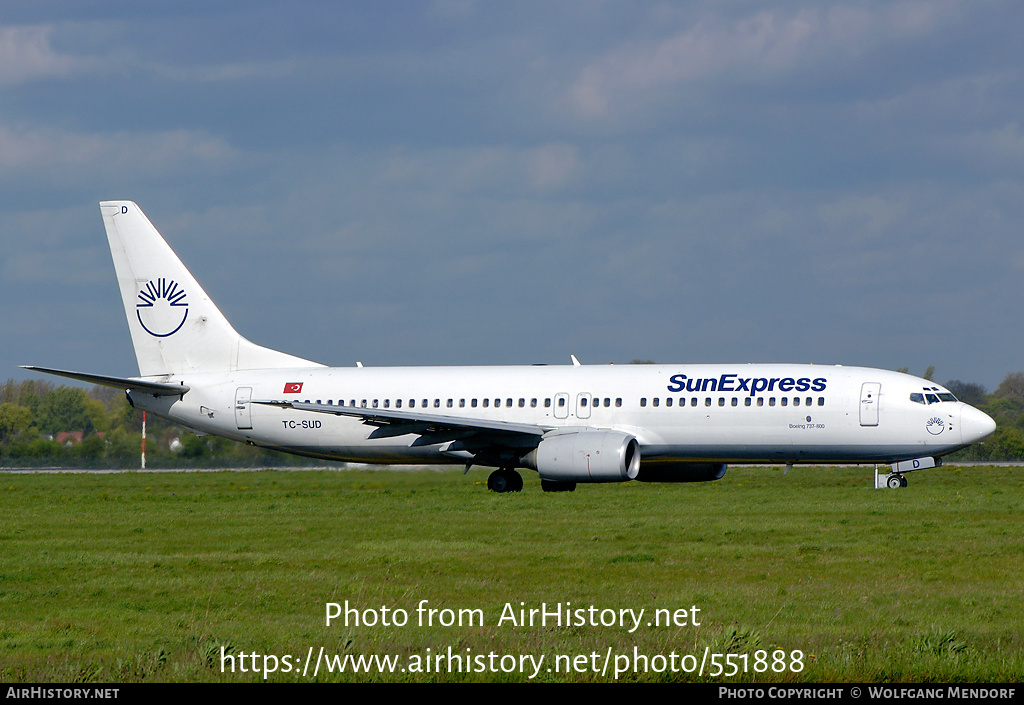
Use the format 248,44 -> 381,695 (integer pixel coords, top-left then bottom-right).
254,399 -> 549,448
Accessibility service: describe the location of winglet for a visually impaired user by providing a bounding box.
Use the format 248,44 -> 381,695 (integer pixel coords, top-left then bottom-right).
570,355 -> 581,366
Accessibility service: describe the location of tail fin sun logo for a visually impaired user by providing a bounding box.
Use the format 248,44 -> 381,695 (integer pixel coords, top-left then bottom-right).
136,278 -> 189,337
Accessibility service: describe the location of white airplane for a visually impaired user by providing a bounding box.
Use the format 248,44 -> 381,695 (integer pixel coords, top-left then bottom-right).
26,201 -> 996,492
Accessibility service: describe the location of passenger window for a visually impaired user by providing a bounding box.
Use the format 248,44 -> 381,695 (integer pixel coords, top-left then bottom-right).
519,398 -> 525,407
495,399 -> 501,407
459,399 -> 465,408
409,399 -> 415,408
731,397 -> 738,407
666,398 -> 673,407
652,398 -> 659,407
691,398 -> 697,407
705,398 -> 711,407
383,399 -> 390,408
546,398 -> 552,408
769,398 -> 776,407
557,397 -> 565,407
472,399 -> 478,407
718,398 -> 725,407
506,398 -> 513,407
757,398 -> 764,407
349,400 -> 356,407
531,398 -> 537,407
817,397 -> 824,406
483,398 -> 489,408
396,399 -> 402,408
373,399 -> 379,408
781,397 -> 788,407
616,398 -> 622,407
604,398 -> 611,407
361,400 -> 367,407
744,397 -> 751,406
434,399 -> 441,408
447,399 -> 453,408
422,399 -> 428,408
640,398 -> 647,407
805,397 -> 812,406
582,397 -> 589,407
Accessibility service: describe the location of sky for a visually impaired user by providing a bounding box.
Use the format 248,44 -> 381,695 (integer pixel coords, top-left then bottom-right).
1,1 -> 1022,391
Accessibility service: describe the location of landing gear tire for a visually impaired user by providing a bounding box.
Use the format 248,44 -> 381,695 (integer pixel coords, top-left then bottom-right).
541,479 -> 577,492
487,469 -> 522,493
887,474 -> 904,489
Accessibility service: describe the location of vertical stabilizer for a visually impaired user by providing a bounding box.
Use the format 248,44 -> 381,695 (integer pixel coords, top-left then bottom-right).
100,201 -> 321,376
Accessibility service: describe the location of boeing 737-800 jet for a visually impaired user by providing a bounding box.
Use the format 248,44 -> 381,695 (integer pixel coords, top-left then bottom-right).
25,202 -> 996,492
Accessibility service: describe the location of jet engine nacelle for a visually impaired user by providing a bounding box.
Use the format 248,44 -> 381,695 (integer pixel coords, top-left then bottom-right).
522,431 -> 641,483
635,461 -> 727,483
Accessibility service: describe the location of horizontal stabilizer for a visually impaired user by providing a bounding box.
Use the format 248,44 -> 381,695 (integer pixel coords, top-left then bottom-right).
21,366 -> 189,396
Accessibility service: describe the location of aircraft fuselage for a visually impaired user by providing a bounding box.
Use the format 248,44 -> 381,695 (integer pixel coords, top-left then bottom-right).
131,363 -> 992,466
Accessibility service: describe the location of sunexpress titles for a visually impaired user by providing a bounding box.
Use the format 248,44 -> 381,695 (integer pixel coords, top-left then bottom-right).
666,374 -> 828,396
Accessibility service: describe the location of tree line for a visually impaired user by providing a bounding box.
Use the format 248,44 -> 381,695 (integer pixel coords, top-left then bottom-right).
944,372 -> 1024,461
1,370 -> 1022,468
0,378 -> 319,468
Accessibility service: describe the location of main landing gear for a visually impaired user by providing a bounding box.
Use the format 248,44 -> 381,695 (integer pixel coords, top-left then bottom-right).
484,468 -> 577,493
487,468 -> 523,493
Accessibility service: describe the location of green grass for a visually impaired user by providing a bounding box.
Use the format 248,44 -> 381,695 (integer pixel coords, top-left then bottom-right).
0,465 -> 1021,682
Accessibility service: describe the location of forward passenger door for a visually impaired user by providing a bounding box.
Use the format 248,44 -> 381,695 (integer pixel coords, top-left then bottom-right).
859,383 -> 880,427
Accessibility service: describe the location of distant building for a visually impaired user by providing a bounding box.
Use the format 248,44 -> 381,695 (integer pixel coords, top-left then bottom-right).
56,431 -> 84,445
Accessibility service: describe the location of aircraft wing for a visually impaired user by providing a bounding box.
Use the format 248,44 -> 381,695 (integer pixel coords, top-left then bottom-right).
21,366 -> 190,397
255,399 -> 551,449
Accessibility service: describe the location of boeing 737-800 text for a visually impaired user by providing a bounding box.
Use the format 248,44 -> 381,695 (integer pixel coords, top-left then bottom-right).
25,202 -> 996,492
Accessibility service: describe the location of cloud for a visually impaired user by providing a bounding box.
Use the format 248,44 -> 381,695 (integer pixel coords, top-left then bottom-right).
954,123 -> 1024,174
2,247 -> 109,285
0,24 -> 88,86
568,2 -> 958,120
146,58 -> 305,83
1,20 -> 306,88
527,143 -> 578,191
815,194 -> 909,241
0,125 -> 238,180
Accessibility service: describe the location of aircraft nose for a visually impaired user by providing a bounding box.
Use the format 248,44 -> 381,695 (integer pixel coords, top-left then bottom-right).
960,404 -> 997,445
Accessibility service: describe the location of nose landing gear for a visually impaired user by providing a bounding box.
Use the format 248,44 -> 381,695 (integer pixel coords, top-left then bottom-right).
886,473 -> 908,488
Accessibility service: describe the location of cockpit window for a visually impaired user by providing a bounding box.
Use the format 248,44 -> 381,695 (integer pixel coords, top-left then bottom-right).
914,390 -> 958,404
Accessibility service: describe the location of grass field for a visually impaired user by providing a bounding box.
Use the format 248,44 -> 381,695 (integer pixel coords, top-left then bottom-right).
0,465 -> 1021,682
